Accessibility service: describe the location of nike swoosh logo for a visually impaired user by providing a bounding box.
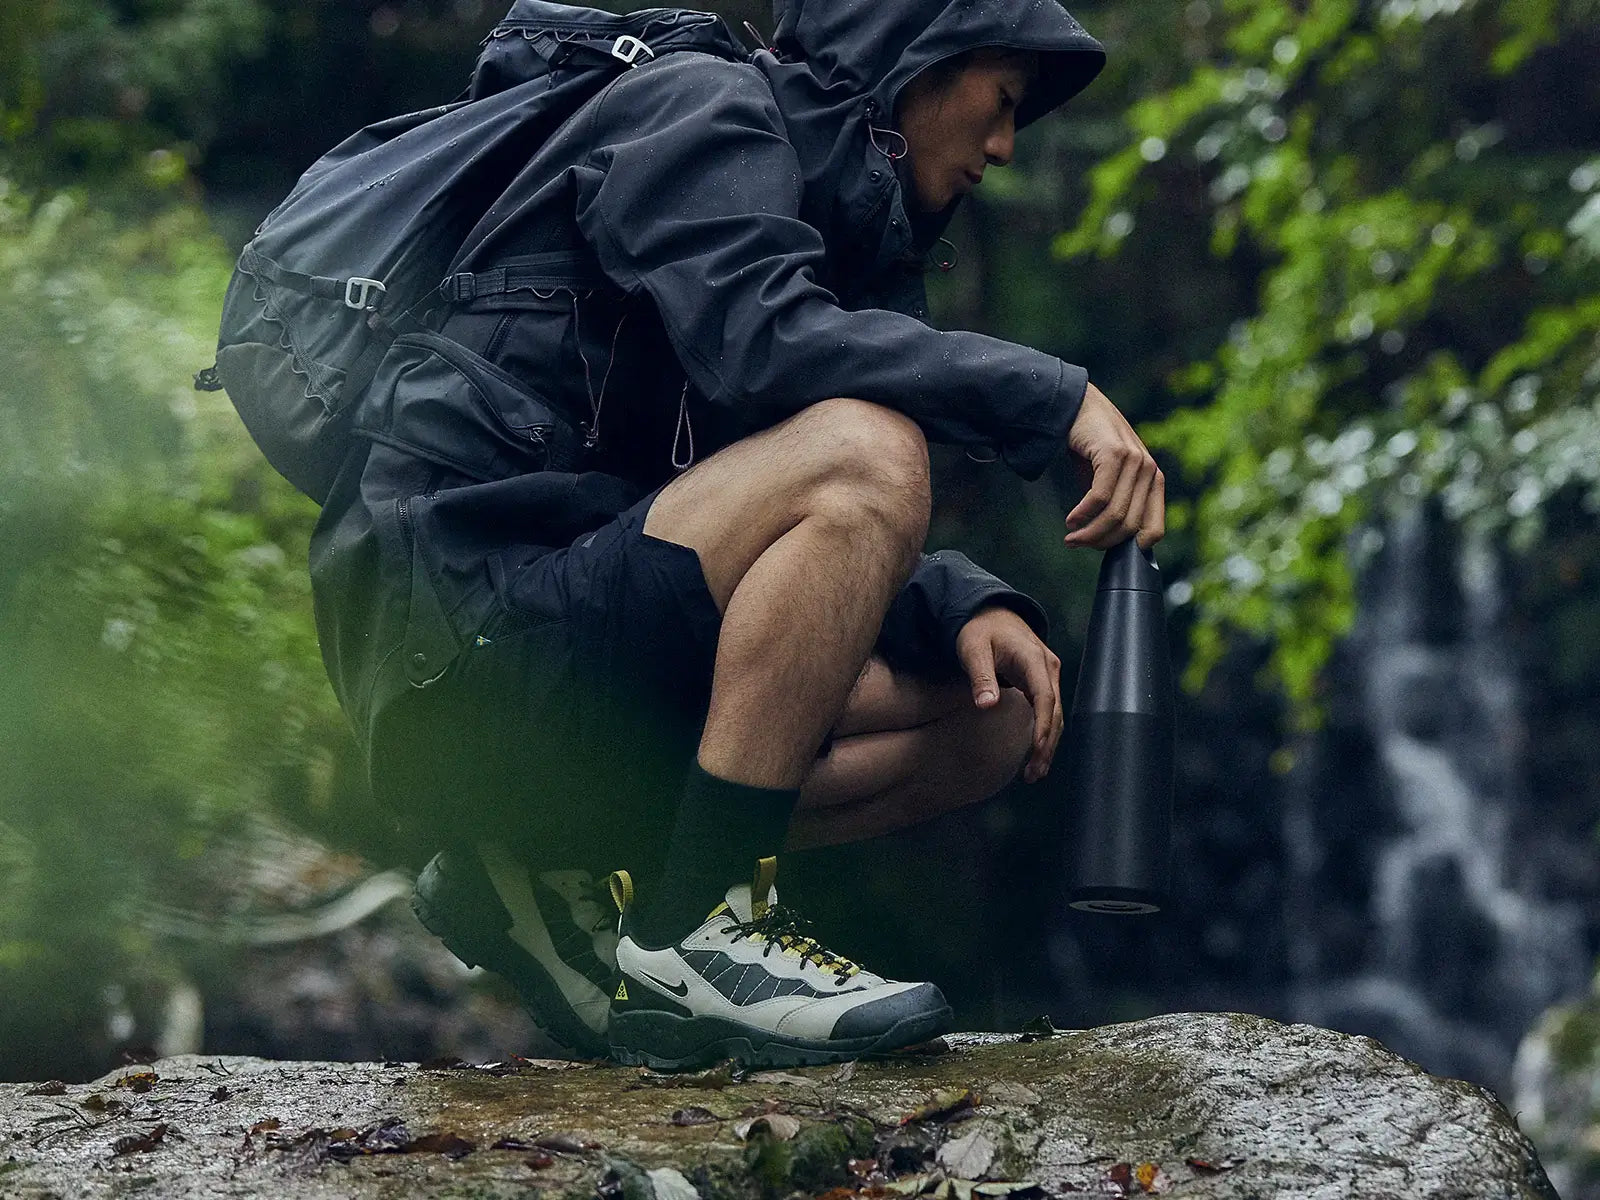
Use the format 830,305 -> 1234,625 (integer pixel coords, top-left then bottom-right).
640,971 -> 690,998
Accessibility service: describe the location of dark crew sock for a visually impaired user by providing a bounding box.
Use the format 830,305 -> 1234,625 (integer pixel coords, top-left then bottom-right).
631,761 -> 799,948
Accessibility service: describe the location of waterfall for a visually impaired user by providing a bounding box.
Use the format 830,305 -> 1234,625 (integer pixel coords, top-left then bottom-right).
1285,508 -> 1589,1088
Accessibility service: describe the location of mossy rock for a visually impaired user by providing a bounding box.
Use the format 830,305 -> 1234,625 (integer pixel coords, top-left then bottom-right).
0,1014 -> 1557,1198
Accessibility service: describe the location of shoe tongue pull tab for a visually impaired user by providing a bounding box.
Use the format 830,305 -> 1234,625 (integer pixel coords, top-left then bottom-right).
751,856 -> 778,920
716,856 -> 780,924
608,869 -> 635,915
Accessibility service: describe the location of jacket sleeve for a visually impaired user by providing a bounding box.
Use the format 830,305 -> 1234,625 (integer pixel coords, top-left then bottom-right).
877,550 -> 1051,675
572,58 -> 1086,480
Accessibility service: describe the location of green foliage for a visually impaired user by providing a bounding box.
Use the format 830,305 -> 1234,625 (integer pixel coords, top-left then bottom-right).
1061,0 -> 1600,719
0,175 -> 344,1077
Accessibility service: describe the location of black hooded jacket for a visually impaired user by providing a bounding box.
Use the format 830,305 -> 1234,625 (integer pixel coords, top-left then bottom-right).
310,0 -> 1105,749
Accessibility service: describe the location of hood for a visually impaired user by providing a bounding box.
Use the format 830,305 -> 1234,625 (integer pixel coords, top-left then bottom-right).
752,0 -> 1102,286
770,0 -> 1105,132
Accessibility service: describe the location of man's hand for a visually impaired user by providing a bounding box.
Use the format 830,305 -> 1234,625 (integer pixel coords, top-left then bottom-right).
1064,382 -> 1165,550
955,606 -> 1063,784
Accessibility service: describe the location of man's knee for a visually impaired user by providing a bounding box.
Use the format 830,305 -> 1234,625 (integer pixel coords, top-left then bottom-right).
984,688 -> 1035,785
791,398 -> 931,540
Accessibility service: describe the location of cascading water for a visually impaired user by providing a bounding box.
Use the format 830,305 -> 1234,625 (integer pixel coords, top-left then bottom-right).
1285,508 -> 1590,1089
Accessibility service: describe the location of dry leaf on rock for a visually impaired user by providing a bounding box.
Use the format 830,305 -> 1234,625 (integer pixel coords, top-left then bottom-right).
733,1113 -> 802,1141
670,1107 -> 721,1126
1133,1162 -> 1171,1194
26,1081 -> 67,1096
830,1060 -> 860,1085
209,1087 -> 232,1102
937,1129 -> 997,1180
884,1171 -> 939,1195
901,1089 -> 979,1125
81,1095 -> 128,1115
113,1072 -> 158,1093
405,1131 -> 476,1158
111,1124 -> 168,1156
1103,1162 -> 1133,1195
248,1118 -> 281,1135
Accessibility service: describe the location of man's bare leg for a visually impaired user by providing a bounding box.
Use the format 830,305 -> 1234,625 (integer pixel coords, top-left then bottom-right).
643,397 -> 932,788
788,657 -> 1036,850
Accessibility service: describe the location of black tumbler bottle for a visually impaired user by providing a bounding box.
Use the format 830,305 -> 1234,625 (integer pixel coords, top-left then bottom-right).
1064,538 -> 1175,914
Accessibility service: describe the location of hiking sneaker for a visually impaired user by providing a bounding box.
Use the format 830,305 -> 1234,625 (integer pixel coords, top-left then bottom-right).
411,844 -> 617,1057
607,857 -> 953,1069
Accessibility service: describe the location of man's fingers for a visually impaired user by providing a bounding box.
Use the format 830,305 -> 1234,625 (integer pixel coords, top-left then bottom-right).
1137,467 -> 1168,550
961,638 -> 1001,708
1065,447 -> 1142,548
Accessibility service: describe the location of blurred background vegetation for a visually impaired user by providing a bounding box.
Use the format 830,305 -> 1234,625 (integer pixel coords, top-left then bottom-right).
2,0 -> 1598,1178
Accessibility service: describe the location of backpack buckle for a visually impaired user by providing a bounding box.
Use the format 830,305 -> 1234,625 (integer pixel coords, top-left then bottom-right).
610,35 -> 654,67
344,277 -> 387,311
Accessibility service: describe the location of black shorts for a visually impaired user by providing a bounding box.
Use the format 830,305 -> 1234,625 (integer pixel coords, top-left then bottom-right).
373,485 -> 725,877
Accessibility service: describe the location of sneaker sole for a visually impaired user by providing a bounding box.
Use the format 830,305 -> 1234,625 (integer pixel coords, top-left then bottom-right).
607,1006 -> 955,1070
411,852 -> 609,1059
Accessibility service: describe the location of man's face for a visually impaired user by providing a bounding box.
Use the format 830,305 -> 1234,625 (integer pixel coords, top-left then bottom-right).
896,50 -> 1036,213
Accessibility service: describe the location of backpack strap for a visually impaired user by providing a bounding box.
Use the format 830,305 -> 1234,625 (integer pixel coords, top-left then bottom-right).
240,245 -> 392,313
438,252 -> 606,303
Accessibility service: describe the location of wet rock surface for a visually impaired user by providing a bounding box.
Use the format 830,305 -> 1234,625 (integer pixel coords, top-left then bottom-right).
0,1013 -> 1555,1199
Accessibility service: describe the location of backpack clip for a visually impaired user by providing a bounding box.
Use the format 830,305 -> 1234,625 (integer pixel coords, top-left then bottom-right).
344,277 -> 388,311
610,35 -> 654,67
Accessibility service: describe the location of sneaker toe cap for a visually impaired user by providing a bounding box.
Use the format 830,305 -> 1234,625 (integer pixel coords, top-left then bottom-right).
829,982 -> 952,1042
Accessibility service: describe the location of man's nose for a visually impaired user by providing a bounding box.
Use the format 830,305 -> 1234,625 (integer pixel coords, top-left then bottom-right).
984,116 -> 1015,167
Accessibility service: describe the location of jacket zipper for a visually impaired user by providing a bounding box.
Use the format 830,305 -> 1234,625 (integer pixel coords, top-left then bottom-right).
397,494 -> 415,552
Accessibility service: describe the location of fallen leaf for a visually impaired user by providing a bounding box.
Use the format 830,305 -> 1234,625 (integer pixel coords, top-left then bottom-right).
900,1089 -> 979,1125
733,1113 -> 802,1141
491,1137 -> 540,1151
26,1081 -> 67,1096
1134,1163 -> 1171,1194
1103,1163 -> 1133,1195
209,1087 -> 232,1103
885,1173 -> 938,1196
830,1060 -> 860,1085
937,1130 -> 997,1180
404,1131 -> 475,1158
248,1119 -> 282,1136
670,1107 -> 720,1126
113,1071 -> 158,1094
526,1151 -> 555,1169
111,1124 -> 168,1156
848,1157 -> 881,1179
1184,1155 -> 1245,1174
81,1095 -> 128,1115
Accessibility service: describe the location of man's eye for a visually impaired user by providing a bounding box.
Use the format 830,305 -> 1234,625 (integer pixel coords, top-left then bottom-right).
999,90 -> 1016,111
